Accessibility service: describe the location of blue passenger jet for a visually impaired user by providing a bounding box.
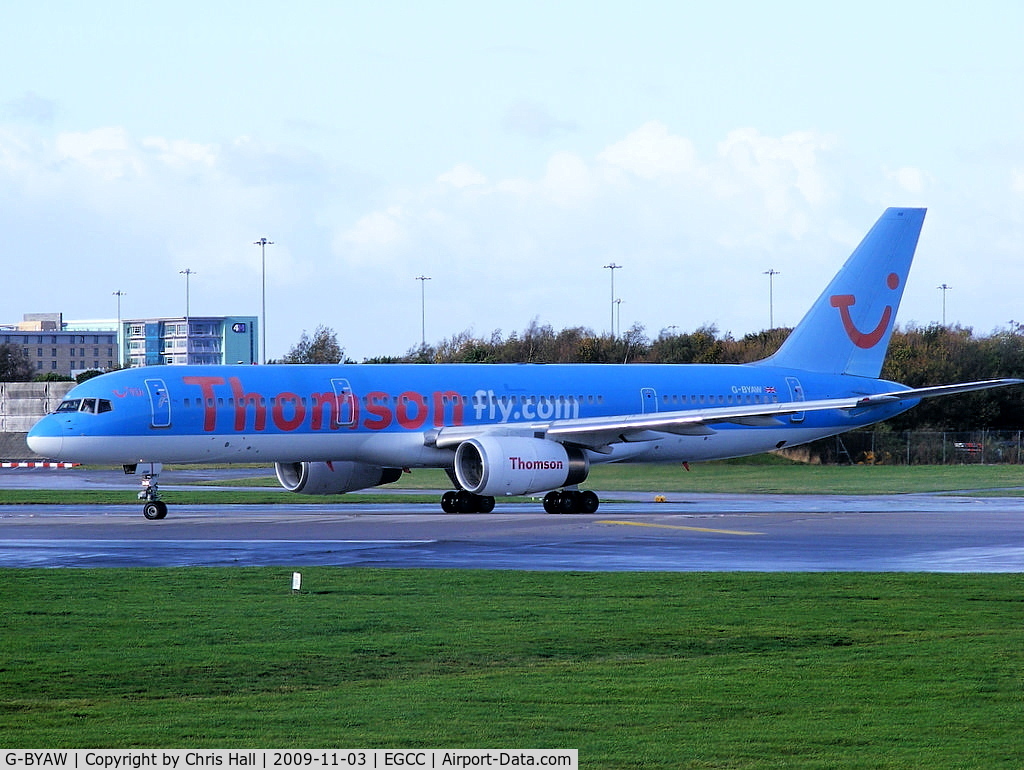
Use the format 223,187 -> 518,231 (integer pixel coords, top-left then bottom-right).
28,208 -> 1022,519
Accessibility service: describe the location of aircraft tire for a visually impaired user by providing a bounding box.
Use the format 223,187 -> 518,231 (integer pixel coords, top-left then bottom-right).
542,491 -> 562,514
476,495 -> 496,513
441,491 -> 458,513
455,490 -> 477,513
542,490 -> 599,514
143,501 -> 168,520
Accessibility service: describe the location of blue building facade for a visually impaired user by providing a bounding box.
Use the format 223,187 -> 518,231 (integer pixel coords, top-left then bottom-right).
123,316 -> 258,367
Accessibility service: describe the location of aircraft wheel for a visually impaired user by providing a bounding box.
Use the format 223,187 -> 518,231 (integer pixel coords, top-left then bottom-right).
559,491 -> 580,514
143,501 -> 168,520
579,490 -> 600,514
455,490 -> 477,513
543,491 -> 562,514
476,495 -> 496,513
441,491 -> 458,513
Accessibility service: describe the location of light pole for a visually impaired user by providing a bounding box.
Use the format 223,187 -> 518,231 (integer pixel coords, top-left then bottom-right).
615,298 -> 623,339
112,290 -> 125,367
254,237 -> 273,364
179,270 -> 195,364
764,269 -> 780,329
603,263 -> 622,338
416,275 -> 431,349
937,283 -> 952,326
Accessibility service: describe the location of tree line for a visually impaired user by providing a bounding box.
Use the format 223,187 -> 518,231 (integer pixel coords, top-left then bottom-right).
368,320 -> 1024,431
279,320 -> 1024,430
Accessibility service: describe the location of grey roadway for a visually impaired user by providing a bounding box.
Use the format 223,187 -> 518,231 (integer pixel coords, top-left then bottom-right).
1,469 -> 1023,570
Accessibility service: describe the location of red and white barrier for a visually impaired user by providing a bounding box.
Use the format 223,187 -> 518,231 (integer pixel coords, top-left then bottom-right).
0,462 -> 78,468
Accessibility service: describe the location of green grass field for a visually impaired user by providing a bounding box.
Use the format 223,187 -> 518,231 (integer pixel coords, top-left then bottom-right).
2,460 -> 1024,506
2,569 -> 1023,767
207,460 -> 1024,496
584,461 -> 1024,496
3,463 -> 1024,765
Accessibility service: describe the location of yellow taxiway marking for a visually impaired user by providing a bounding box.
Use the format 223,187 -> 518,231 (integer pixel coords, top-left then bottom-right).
598,520 -> 764,536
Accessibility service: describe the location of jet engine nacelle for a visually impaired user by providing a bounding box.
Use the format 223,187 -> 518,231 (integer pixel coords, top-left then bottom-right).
275,461 -> 403,495
454,436 -> 589,497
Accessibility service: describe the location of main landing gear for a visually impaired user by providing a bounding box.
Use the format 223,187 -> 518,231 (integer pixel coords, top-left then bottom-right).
438,488 -> 600,514
542,489 -> 600,514
441,490 -> 496,513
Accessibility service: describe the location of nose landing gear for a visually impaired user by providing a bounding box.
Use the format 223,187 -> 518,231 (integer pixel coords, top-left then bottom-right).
126,462 -> 168,520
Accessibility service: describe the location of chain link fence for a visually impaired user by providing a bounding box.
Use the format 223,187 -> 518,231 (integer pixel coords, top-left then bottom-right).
809,431 -> 1024,465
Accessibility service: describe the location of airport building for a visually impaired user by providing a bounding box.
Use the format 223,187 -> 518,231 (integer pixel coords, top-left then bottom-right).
1,314 -> 118,377
1,313 -> 259,376
122,316 -> 258,367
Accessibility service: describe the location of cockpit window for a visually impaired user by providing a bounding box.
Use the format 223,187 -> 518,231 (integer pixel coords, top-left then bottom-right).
54,398 -> 113,415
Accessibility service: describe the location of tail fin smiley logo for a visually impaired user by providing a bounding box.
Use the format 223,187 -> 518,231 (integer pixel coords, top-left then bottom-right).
829,272 -> 900,349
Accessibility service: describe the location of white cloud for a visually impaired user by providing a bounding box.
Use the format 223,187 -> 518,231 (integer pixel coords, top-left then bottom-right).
438,163 -> 487,188
598,121 -> 697,180
142,136 -> 217,168
888,166 -> 928,194
54,127 -> 144,181
339,207 -> 406,248
4,115 -> 1018,361
540,151 -> 594,207
716,128 -> 836,208
0,126 -> 38,178
330,123 -> 844,275
0,123 -> 312,308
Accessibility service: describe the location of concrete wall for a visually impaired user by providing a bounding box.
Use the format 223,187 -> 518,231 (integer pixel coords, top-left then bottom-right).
0,381 -> 75,459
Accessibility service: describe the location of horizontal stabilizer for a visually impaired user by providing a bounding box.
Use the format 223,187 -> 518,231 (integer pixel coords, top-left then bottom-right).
851,379 -> 1024,407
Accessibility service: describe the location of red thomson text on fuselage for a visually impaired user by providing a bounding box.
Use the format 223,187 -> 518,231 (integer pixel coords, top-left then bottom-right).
181,376 -> 464,433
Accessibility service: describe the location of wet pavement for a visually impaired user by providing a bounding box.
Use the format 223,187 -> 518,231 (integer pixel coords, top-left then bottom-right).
1,468 -> 1023,570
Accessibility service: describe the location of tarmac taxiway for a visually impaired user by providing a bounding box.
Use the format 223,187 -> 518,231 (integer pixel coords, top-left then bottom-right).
1,469 -> 1023,570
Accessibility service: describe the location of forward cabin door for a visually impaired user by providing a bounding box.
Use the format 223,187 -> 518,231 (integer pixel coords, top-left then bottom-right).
145,378 -> 171,428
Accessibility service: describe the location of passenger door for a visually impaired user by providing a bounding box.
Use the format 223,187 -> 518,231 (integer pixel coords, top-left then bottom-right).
640,387 -> 658,414
331,378 -> 357,427
145,378 -> 171,428
785,377 -> 806,423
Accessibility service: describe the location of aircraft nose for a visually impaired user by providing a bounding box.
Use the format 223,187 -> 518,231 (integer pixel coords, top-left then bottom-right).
27,416 -> 64,459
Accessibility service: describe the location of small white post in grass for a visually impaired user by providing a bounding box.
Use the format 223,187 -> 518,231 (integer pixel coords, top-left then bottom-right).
291,572 -> 302,593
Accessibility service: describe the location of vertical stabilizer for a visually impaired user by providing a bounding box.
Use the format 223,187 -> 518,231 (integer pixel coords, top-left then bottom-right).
756,207 -> 926,378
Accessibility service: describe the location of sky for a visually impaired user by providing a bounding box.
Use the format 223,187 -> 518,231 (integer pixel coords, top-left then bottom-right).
1,1 -> 1023,362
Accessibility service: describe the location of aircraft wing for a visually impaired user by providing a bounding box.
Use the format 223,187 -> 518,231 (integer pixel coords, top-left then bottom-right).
431,378 -> 1023,452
